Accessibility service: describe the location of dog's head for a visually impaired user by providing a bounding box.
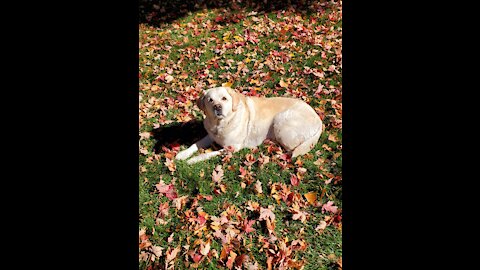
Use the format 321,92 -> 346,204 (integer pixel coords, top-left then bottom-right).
196,87 -> 241,119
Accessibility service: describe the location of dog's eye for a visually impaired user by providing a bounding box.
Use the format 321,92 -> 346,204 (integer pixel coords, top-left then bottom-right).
208,98 -> 213,102
222,97 -> 227,101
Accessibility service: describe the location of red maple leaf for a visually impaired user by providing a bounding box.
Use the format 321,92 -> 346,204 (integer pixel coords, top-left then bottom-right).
290,173 -> 299,186
243,218 -> 256,234
190,252 -> 202,263
156,181 -> 178,200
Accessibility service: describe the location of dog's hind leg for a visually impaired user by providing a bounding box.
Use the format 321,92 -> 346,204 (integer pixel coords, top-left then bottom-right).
273,106 -> 322,157
291,124 -> 322,157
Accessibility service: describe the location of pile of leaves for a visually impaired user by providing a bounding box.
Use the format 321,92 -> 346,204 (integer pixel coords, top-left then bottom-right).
140,0 -> 342,269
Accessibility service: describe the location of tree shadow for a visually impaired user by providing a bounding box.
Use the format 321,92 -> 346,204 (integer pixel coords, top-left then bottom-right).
140,0 -> 325,26
152,119 -> 208,153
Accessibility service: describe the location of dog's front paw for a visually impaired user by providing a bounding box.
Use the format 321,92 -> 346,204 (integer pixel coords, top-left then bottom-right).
175,150 -> 192,160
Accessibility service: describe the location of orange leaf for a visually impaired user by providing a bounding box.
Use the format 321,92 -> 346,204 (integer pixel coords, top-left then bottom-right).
226,251 -> 237,269
222,81 -> 233,88
304,192 -> 317,205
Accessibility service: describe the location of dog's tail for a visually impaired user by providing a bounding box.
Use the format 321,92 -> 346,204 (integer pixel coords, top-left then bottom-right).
291,123 -> 323,158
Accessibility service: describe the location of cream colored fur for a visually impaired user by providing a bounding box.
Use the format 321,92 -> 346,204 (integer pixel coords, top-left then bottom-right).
175,87 -> 322,164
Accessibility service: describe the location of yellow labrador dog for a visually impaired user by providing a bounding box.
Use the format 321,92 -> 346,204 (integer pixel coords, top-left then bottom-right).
175,87 -> 322,164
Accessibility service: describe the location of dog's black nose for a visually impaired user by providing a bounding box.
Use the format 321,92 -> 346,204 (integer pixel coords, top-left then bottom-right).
213,104 -> 222,111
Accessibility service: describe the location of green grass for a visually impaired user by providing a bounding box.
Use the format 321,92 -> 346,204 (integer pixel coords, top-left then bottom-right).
140,1 -> 342,269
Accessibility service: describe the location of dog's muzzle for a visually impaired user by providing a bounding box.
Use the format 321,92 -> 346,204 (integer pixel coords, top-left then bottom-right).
213,104 -> 223,116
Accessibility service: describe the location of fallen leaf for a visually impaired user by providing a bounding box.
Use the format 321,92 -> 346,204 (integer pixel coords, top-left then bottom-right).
328,133 -> 338,142
165,74 -> 174,83
172,195 -> 188,210
322,144 -> 333,152
158,202 -> 169,219
139,132 -> 151,140
254,180 -> 263,194
200,241 -> 211,256
155,180 -> 178,201
151,245 -> 163,257
190,252 -> 202,263
222,81 -> 233,88
226,251 -> 237,269
316,220 -> 327,231
167,233 -> 174,243
165,246 -> 181,265
304,192 -> 317,205
164,157 -> 176,173
246,201 -> 260,211
290,173 -> 299,186
259,206 -> 275,221
322,201 -> 338,214
212,165 -> 224,183
243,218 -> 256,234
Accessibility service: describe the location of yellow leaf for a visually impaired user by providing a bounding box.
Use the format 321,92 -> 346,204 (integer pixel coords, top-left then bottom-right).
222,81 -> 233,88
304,192 -> 317,205
279,79 -> 289,88
223,32 -> 231,41
234,35 -> 244,42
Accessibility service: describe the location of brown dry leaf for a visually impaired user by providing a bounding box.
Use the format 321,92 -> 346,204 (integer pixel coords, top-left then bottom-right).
165,246 -> 181,264
158,202 -> 170,219
212,165 -> 224,183
314,157 -> 325,166
246,201 -> 260,211
279,78 -> 289,88
316,220 -> 327,232
259,206 -> 275,221
336,257 -> 343,269
172,195 -> 188,210
200,241 -> 211,256
241,182 -> 247,189
328,133 -> 338,142
167,233 -> 174,243
266,256 -> 273,270
254,180 -> 263,194
322,144 -> 333,152
151,245 -> 163,257
291,204 -> 308,223
139,132 -> 151,140
165,74 -> 174,83
164,157 -> 176,173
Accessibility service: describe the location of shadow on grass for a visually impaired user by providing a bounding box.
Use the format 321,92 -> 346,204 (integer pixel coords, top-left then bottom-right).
140,0 -> 324,26
152,119 -> 207,153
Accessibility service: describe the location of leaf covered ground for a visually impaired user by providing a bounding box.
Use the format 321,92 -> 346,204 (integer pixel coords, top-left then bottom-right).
139,1 -> 342,269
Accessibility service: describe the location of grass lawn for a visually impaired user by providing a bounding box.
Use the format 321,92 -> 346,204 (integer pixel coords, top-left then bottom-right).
139,1 -> 342,269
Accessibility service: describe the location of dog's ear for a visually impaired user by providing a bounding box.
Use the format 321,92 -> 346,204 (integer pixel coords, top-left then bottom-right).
226,87 -> 240,112
196,93 -> 205,112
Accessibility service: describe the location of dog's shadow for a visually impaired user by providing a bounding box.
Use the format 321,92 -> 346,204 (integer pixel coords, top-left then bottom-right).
152,120 -> 208,154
